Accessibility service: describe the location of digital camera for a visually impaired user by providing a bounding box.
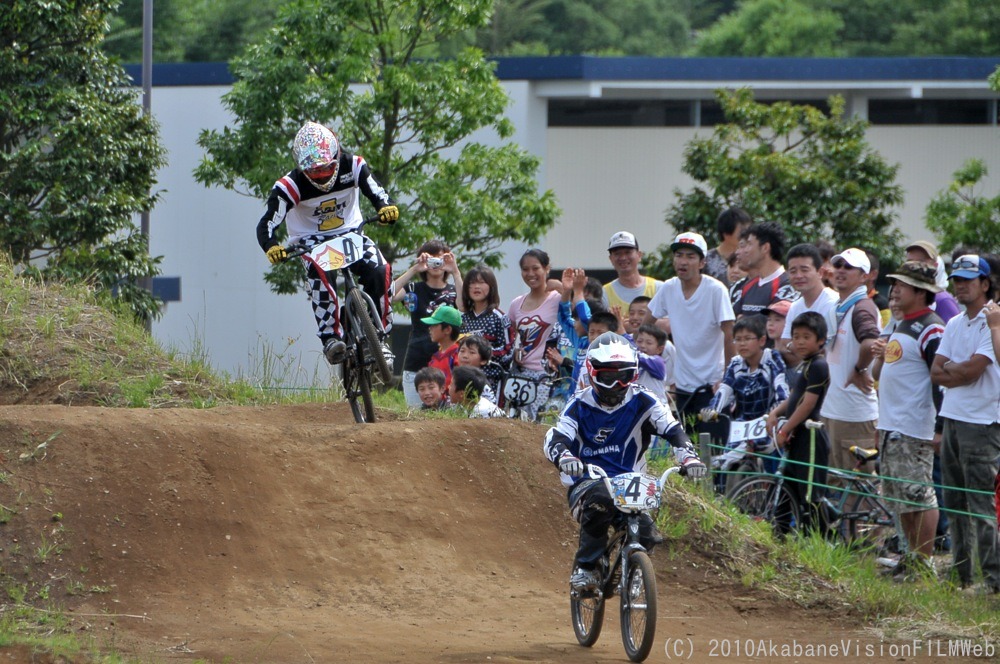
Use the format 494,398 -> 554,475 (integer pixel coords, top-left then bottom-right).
426,256 -> 444,268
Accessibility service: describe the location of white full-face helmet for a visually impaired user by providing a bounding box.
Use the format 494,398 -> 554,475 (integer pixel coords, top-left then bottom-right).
585,332 -> 638,407
293,121 -> 341,191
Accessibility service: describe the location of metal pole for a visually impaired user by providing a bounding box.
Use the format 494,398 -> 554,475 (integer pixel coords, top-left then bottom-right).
140,0 -> 153,308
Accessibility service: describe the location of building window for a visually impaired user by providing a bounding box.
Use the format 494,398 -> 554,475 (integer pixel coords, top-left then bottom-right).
549,99 -> 833,127
868,99 -> 994,125
548,100 -> 693,127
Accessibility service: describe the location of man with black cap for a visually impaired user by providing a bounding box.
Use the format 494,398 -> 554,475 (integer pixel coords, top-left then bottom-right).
603,231 -> 662,313
931,254 -> 1000,594
871,261 -> 945,581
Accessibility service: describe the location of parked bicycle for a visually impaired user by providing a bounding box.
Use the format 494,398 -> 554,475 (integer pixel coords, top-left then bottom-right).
571,464 -> 683,663
284,216 -> 393,424
699,412 -> 772,497
496,366 -> 567,422
727,420 -> 894,545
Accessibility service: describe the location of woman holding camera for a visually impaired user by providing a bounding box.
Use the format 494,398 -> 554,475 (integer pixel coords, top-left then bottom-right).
392,240 -> 464,407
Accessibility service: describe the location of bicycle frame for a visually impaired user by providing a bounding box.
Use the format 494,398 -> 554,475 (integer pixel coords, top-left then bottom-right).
284,216 -> 390,422
582,465 -> 681,600
496,367 -> 560,421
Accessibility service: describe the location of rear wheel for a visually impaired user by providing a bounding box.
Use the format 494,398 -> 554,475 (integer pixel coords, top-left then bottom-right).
620,550 -> 657,662
728,476 -> 800,536
843,481 -> 893,549
346,288 -> 392,385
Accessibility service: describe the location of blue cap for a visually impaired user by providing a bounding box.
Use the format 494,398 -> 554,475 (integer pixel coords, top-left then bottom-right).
948,254 -> 990,280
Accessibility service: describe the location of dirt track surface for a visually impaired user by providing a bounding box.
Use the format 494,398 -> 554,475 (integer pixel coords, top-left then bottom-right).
0,404 -> 988,663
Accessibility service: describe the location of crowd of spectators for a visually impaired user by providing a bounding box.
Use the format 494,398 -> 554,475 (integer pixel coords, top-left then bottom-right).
387,209 -> 1000,596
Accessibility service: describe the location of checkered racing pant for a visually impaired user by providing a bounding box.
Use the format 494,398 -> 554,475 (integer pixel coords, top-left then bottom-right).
300,233 -> 393,342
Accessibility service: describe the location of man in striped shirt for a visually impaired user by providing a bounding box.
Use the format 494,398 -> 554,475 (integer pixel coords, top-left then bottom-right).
872,261 -> 945,581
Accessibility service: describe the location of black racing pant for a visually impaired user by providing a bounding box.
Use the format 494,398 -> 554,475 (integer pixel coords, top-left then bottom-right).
568,479 -> 658,571
675,385 -> 715,438
779,428 -> 829,534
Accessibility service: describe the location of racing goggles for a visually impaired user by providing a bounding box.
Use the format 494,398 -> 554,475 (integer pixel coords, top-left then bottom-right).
589,366 -> 637,389
303,162 -> 338,182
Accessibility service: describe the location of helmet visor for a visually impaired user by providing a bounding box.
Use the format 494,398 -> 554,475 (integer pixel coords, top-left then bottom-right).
303,162 -> 338,182
590,366 -> 637,390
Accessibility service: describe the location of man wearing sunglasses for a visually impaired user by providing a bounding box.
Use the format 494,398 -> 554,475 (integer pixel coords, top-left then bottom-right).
819,247 -> 881,477
931,254 -> 1000,595
256,121 -> 399,365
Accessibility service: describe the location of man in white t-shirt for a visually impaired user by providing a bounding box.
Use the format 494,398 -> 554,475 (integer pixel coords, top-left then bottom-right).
645,232 -> 735,430
819,248 -> 881,475
603,231 -> 662,313
779,243 -> 838,365
930,255 -> 1000,594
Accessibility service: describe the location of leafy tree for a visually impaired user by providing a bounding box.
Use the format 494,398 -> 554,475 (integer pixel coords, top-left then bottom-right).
643,89 -> 904,277
924,160 -> 1000,256
104,0 -> 193,63
538,0 -> 690,56
891,0 -> 1000,56
194,0 -> 559,295
693,0 -> 844,56
1,0 -> 167,321
476,0 -> 557,55
682,0 -> 739,30
824,0 -> 912,56
103,0 -> 282,63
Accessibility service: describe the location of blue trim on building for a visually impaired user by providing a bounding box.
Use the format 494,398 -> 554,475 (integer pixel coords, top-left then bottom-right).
124,62 -> 234,86
492,56 -> 1000,81
125,57 -> 1000,88
151,276 -> 182,303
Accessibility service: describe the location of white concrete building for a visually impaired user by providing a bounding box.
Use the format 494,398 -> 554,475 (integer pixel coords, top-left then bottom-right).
130,57 -> 1000,384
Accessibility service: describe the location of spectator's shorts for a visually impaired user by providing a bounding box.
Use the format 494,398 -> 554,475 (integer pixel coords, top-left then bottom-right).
880,430 -> 937,514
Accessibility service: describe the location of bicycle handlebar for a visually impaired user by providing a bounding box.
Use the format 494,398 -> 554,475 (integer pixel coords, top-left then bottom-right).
281,214 -> 382,261
585,463 -> 683,486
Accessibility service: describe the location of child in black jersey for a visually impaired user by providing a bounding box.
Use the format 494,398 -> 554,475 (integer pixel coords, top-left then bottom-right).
766,311 -> 830,533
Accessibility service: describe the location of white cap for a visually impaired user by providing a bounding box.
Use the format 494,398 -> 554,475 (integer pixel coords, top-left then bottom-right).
831,248 -> 871,274
670,232 -> 708,258
608,231 -> 639,251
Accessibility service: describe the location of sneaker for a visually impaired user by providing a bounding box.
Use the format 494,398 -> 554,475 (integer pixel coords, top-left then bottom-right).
959,583 -> 1000,596
380,341 -> 395,367
876,555 -> 902,572
323,337 -> 347,364
892,555 -> 933,582
570,567 -> 600,591
934,534 -> 952,554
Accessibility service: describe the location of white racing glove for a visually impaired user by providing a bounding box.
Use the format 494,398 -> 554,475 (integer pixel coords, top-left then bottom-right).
558,450 -> 584,476
681,457 -> 708,480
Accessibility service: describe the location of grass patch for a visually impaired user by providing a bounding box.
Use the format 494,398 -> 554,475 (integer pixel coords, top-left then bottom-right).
652,463 -> 1000,642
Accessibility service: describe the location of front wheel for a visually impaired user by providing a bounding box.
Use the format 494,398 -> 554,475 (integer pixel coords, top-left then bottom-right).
346,288 -> 392,385
571,587 -> 605,647
343,352 -> 375,423
728,476 -> 800,536
620,550 -> 657,662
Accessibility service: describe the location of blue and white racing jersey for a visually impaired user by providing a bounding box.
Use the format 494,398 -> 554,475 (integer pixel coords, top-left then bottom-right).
543,384 -> 698,487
